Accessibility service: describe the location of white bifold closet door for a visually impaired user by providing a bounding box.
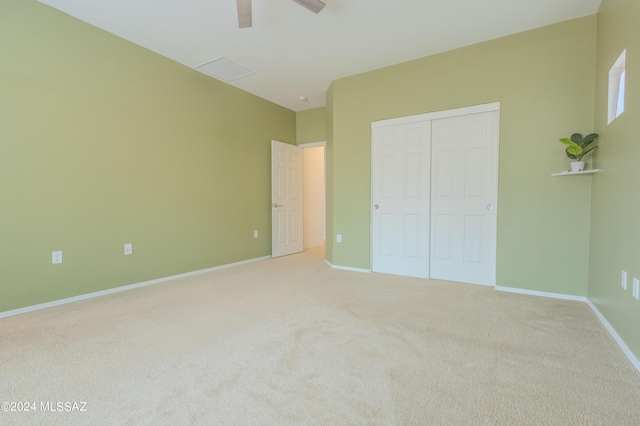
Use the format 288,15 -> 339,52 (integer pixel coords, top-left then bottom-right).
371,106 -> 498,286
371,121 -> 431,278
430,111 -> 498,286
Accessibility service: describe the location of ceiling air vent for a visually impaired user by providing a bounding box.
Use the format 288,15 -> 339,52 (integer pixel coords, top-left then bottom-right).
196,57 -> 253,82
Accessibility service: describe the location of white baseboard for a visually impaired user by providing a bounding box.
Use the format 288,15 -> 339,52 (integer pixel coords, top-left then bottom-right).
0,255 -> 271,319
495,285 -> 588,302
495,285 -> 640,373
585,299 -> 640,373
324,259 -> 371,273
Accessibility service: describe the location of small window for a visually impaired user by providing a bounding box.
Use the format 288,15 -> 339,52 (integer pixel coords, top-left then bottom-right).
608,50 -> 626,124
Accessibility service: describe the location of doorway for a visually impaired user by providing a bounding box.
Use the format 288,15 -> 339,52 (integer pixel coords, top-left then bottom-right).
271,141 -> 326,257
301,142 -> 326,249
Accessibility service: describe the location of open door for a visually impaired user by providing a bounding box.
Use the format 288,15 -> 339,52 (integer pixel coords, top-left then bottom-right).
271,140 -> 303,257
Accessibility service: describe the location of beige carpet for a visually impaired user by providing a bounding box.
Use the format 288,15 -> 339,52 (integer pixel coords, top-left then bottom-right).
1,247 -> 639,425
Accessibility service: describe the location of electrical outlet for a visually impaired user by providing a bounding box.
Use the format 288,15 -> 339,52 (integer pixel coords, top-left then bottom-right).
52,251 -> 62,265
124,243 -> 132,255
633,278 -> 640,300
254,230 -> 258,238
337,234 -> 342,243
622,270 -> 628,290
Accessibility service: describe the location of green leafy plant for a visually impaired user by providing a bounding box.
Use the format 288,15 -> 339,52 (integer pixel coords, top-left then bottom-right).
559,133 -> 599,161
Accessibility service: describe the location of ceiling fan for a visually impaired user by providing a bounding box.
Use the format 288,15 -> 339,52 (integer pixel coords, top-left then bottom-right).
236,0 -> 326,28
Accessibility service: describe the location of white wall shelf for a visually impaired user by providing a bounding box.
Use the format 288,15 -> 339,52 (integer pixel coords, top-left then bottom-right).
551,169 -> 600,176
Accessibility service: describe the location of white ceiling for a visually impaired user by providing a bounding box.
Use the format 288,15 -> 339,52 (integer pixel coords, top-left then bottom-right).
38,0 -> 601,112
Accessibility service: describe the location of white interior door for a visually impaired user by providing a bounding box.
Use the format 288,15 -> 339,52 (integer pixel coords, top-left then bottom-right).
272,140 -> 303,257
430,111 -> 499,286
371,121 -> 430,278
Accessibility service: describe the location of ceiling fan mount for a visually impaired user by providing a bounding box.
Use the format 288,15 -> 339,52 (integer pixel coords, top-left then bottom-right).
236,0 -> 326,29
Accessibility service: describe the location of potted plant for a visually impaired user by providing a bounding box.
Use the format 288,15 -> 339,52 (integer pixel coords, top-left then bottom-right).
559,133 -> 599,172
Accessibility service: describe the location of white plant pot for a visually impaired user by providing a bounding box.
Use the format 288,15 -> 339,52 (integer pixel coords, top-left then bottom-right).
570,161 -> 585,172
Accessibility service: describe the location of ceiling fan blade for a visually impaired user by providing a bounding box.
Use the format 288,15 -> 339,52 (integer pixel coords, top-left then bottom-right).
291,0 -> 326,14
237,0 -> 252,28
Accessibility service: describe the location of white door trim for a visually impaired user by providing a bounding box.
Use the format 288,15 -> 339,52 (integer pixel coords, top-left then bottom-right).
371,102 -> 501,129
299,141 -> 326,148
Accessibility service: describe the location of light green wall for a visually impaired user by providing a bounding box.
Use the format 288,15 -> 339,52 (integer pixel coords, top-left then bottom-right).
325,86 -> 335,264
296,107 -> 326,145
0,0 -> 295,312
589,0 -> 640,358
328,16 -> 597,295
